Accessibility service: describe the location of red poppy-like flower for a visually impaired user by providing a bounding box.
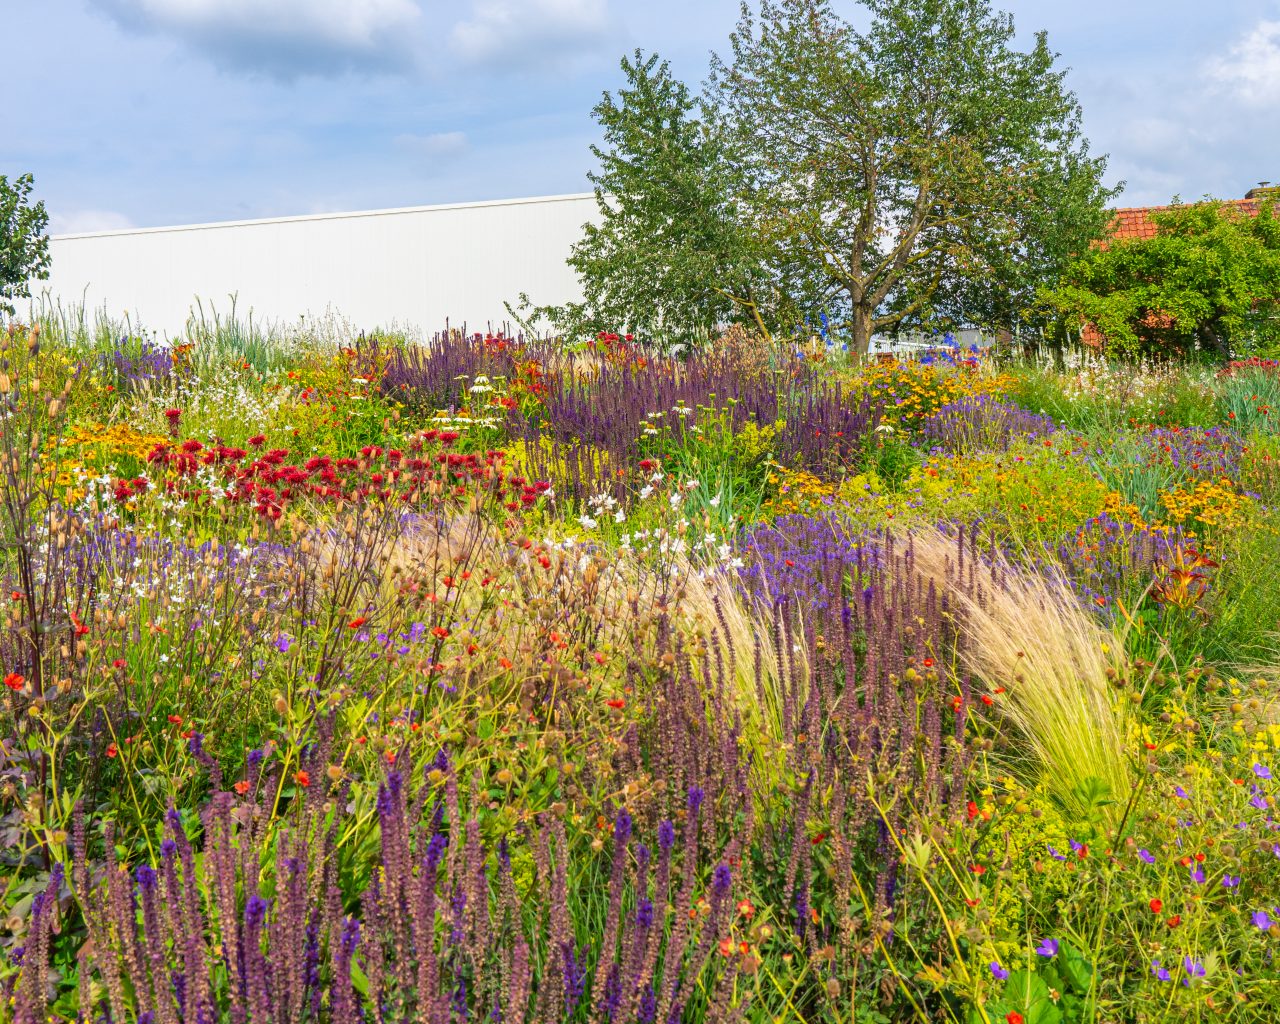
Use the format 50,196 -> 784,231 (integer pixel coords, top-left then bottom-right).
981,694 -> 994,706
168,714 -> 182,724
3,672 -> 24,692
347,617 -> 367,629
969,864 -> 987,875
234,780 -> 251,795
967,801 -> 979,821
606,699 -> 626,710
1166,914 -> 1181,927
1150,898 -> 1163,913
431,626 -> 450,640
294,770 -> 311,788
1007,1013 -> 1025,1024
106,743 -> 118,758
922,657 -> 935,668
112,659 -> 127,669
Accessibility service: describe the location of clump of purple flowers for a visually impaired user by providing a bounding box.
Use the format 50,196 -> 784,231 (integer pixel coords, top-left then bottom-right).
918,396 -> 1057,454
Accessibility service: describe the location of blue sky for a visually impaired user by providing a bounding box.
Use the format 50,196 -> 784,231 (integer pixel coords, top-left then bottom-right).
10,0 -> 1280,234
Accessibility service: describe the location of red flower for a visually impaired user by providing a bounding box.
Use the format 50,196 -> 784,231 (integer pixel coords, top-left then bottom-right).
294,770 -> 311,788
168,714 -> 183,724
233,780 -> 251,795
431,626 -> 450,640
105,742 -> 118,758
3,672 -> 24,692
112,659 -> 127,669
1150,898 -> 1163,913
969,864 -> 987,875
981,694 -> 994,706
247,434 -> 266,447
967,800 -> 979,821
347,617 -> 367,629
922,657 -> 935,668
606,699 -> 626,710
1007,1013 -> 1025,1024
1166,914 -> 1181,927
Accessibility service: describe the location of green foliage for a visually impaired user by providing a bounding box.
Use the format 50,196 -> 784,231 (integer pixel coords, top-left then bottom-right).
1044,198 -> 1280,357
1,173 -> 52,316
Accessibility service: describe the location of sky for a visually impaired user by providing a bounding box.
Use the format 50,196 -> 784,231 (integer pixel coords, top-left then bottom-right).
7,0 -> 1280,235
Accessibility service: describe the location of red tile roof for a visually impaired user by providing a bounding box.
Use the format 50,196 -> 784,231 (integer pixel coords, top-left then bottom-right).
1107,198 -> 1261,244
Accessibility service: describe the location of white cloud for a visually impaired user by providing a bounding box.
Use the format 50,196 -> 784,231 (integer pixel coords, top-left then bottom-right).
49,209 -> 137,236
451,0 -> 613,68
1205,20 -> 1280,106
91,0 -> 425,79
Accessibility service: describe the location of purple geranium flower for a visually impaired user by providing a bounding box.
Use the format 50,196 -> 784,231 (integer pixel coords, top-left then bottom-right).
1182,956 -> 1206,987
1252,910 -> 1273,930
1150,959 -> 1171,982
1254,763 -> 1273,780
1222,875 -> 1240,889
1138,848 -> 1156,865
1036,938 -> 1059,958
990,962 -> 1009,981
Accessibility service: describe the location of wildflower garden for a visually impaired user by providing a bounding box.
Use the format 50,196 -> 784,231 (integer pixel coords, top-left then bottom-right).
0,312 -> 1277,1024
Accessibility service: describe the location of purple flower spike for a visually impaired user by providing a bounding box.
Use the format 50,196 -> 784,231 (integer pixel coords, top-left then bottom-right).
1036,938 -> 1059,958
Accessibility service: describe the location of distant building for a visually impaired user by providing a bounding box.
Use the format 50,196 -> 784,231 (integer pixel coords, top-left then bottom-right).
31,193 -> 599,339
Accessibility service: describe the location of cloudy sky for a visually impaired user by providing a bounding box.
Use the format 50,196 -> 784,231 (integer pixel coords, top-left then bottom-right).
9,0 -> 1280,235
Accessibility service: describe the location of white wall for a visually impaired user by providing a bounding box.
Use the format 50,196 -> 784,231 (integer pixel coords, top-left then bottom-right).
34,193 -> 598,338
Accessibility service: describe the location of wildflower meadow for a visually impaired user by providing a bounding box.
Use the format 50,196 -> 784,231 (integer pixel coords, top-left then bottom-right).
1,312 -> 1278,1024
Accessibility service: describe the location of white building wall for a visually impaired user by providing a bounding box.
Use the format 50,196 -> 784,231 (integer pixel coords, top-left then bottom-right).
35,193 -> 599,338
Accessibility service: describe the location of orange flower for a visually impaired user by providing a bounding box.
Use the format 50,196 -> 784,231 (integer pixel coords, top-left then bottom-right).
106,743 -> 118,758
736,899 -> 755,919
168,714 -> 182,724
294,770 -> 311,788
606,699 -> 626,710
1007,1013 -> 1024,1024
3,673 -> 24,692
234,780 -> 251,795
347,617 -> 367,629
718,937 -> 734,957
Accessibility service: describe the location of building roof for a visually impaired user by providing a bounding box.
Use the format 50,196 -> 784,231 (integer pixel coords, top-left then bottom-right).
1107,198 -> 1262,244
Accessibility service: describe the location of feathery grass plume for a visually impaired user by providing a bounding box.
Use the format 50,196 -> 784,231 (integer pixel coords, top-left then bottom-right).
912,530 -> 1132,824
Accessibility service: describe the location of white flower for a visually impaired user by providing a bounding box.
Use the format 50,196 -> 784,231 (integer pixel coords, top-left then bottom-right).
708,493 -> 721,508
668,493 -> 682,508
639,485 -> 654,500
613,509 -> 626,524
578,514 -> 599,530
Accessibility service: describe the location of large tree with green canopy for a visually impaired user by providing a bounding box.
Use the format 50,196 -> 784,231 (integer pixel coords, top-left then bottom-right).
550,0 -> 1117,354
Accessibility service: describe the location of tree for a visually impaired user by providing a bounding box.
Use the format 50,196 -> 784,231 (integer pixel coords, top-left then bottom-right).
708,0 -> 1117,356
532,51 -> 778,345
1,173 -> 52,317
1043,199 -> 1280,358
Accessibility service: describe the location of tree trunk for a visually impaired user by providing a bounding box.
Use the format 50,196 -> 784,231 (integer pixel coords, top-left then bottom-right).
850,305 -> 875,361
